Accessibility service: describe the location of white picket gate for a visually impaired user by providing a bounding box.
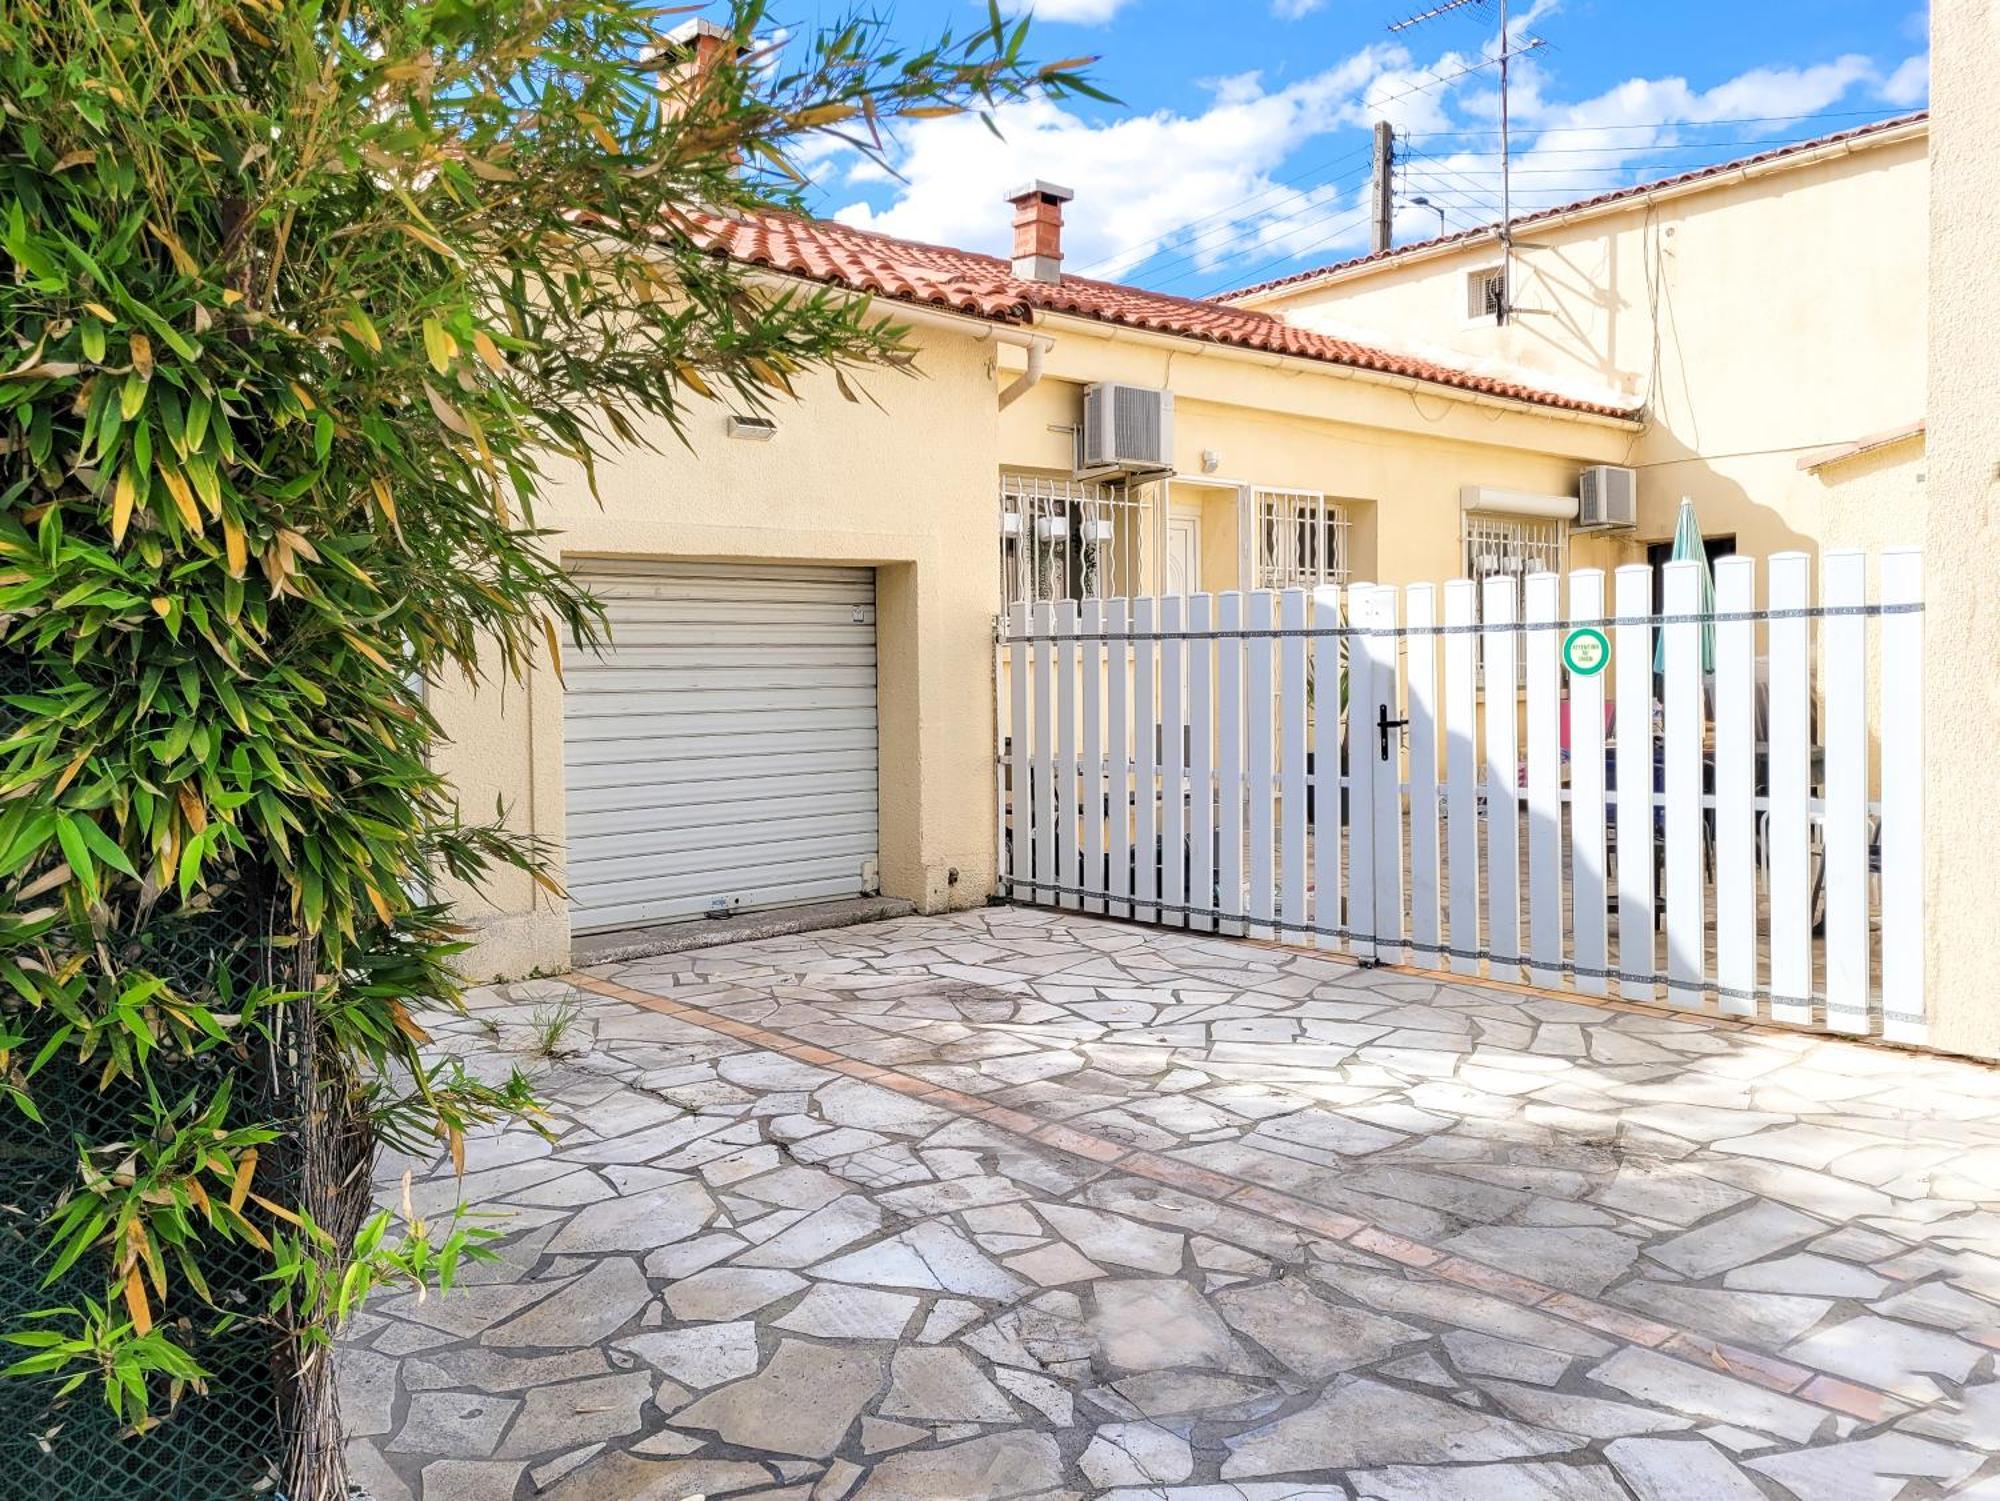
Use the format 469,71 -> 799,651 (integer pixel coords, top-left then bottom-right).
999,548 -> 1926,1044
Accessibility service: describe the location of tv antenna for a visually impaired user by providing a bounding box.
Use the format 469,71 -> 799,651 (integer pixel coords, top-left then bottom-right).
1386,0 -> 1540,322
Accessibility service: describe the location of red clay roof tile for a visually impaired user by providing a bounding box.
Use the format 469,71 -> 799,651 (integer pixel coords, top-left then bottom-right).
691,209 -> 1634,418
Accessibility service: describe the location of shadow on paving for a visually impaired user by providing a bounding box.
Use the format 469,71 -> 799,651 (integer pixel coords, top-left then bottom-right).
339,907 -> 2000,1501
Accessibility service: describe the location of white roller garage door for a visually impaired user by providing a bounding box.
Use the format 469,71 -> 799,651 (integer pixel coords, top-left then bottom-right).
563,560 -> 880,934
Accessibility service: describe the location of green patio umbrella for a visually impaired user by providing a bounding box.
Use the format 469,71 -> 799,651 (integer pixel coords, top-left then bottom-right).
1655,496 -> 1716,675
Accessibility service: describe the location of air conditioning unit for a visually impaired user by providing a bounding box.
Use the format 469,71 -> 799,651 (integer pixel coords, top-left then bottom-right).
1577,464 -> 1637,528
1079,383 -> 1175,478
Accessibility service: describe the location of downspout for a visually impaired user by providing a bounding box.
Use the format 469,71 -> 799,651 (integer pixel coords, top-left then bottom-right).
998,334 -> 1051,410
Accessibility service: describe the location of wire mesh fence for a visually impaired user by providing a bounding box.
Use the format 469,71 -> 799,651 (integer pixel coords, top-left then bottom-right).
0,661 -> 304,1499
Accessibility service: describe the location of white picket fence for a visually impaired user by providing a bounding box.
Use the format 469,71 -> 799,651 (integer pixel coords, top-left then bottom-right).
1000,549 -> 1926,1044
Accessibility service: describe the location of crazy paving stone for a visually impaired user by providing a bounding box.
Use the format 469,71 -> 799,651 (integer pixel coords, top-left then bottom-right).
1091,1277 -> 1256,1375
1221,1376 -> 1580,1478
670,1338 -> 884,1458
850,1430 -> 1063,1501
482,1257 -> 651,1349
878,1345 -> 1019,1423
614,1321 -> 761,1388
1213,1278 -> 1427,1379
1604,1436 -> 1772,1500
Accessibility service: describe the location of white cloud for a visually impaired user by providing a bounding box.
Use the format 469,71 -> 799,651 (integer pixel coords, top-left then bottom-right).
1021,0 -> 1136,23
1879,53 -> 1928,107
830,49 -> 1396,285
824,35 -> 1894,294
1272,0 -> 1328,18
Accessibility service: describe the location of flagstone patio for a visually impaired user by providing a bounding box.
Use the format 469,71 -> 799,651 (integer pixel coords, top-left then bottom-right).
341,907 -> 2000,1500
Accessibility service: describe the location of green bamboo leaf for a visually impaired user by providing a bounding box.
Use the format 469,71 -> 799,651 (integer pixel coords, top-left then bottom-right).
76,817 -> 137,879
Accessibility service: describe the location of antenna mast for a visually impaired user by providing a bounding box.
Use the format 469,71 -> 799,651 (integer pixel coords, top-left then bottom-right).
1386,0 -> 1538,323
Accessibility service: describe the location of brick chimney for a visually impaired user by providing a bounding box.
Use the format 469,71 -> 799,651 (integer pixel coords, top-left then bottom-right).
1007,181 -> 1074,284
655,18 -> 743,125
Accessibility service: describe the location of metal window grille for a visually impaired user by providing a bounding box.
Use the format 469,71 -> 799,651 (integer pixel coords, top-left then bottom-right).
1465,511 -> 1567,679
1467,266 -> 1507,321
1254,489 -> 1350,589
1000,474 -> 1137,608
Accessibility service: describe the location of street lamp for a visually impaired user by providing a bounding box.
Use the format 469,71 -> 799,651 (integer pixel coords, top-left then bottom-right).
1409,195 -> 1447,239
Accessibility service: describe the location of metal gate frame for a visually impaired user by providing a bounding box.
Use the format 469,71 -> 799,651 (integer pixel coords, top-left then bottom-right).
998,548 -> 1926,1045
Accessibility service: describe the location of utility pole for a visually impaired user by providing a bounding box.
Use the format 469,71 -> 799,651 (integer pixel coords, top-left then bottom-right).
1370,120 -> 1396,254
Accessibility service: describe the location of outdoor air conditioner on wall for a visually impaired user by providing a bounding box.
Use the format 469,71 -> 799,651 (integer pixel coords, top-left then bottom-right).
1079,382 -> 1175,478
1577,464 -> 1638,528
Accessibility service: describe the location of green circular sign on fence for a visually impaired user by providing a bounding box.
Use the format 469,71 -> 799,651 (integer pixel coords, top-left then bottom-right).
1563,626 -> 1611,677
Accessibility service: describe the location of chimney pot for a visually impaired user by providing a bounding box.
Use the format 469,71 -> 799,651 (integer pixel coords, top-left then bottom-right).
1007,181 -> 1074,284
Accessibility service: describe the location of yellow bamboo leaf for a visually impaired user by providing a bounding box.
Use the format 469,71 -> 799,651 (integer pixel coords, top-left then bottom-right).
388,1000 -> 432,1046
364,883 -> 394,926
111,467 -> 135,547
341,308 -> 382,352
177,783 -> 208,835
50,748 -> 91,798
369,475 -> 403,543
471,330 -> 506,373
227,1148 -> 258,1214
246,1192 -> 305,1228
222,515 -> 247,578
448,1127 -> 466,1179
187,1178 -> 211,1216
123,1266 -> 153,1336
422,318 -> 457,374
287,380 -> 316,412
147,221 -> 200,276
150,596 -> 171,617
675,362 -> 714,399
158,467 -> 201,533
791,102 -> 858,127
463,157 -> 520,183
83,302 -> 115,322
342,630 -> 392,671
899,105 -> 966,119
541,613 -> 566,687
398,221 -> 456,260
422,381 -> 472,437
129,334 -> 154,380
53,149 -> 97,173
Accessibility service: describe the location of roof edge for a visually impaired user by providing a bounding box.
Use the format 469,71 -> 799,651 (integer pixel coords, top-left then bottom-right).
1220,111 -> 1929,305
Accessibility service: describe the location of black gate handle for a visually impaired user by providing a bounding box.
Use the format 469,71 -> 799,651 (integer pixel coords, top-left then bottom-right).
1378,704 -> 1409,761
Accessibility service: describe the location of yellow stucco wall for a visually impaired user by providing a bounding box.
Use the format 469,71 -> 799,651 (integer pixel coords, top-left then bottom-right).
430,325 -> 1003,978
1241,129 -> 1930,574
1923,4 -> 1999,1063
998,318 -> 1636,591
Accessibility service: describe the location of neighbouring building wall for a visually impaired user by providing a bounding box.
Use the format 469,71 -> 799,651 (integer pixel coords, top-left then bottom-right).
1241,131 -> 1930,572
431,324 -> 1002,979
1923,7 -> 2000,1063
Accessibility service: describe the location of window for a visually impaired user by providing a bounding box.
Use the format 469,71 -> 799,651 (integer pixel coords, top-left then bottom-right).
1253,488 -> 1349,589
1000,473 -> 1137,608
1466,265 -> 1507,323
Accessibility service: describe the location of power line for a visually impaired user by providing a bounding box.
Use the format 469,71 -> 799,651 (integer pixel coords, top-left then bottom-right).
1068,144 -> 1375,279
1396,107 -> 1919,138
1141,189 -> 1375,294
1185,203 -> 1377,299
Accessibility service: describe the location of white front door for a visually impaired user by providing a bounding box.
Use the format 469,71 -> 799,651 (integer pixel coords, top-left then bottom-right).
1166,511 -> 1202,595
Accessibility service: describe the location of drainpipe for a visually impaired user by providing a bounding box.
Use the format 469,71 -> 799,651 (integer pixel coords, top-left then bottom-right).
997,334 -> 1050,410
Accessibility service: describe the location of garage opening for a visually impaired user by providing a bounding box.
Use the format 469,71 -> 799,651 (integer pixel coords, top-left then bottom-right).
563,560 -> 881,934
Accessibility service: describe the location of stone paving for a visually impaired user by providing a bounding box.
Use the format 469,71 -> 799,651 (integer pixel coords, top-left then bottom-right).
341,908 -> 2000,1501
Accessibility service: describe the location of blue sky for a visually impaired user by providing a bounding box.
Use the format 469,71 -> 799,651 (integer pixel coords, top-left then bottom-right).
780,0 -> 1928,297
